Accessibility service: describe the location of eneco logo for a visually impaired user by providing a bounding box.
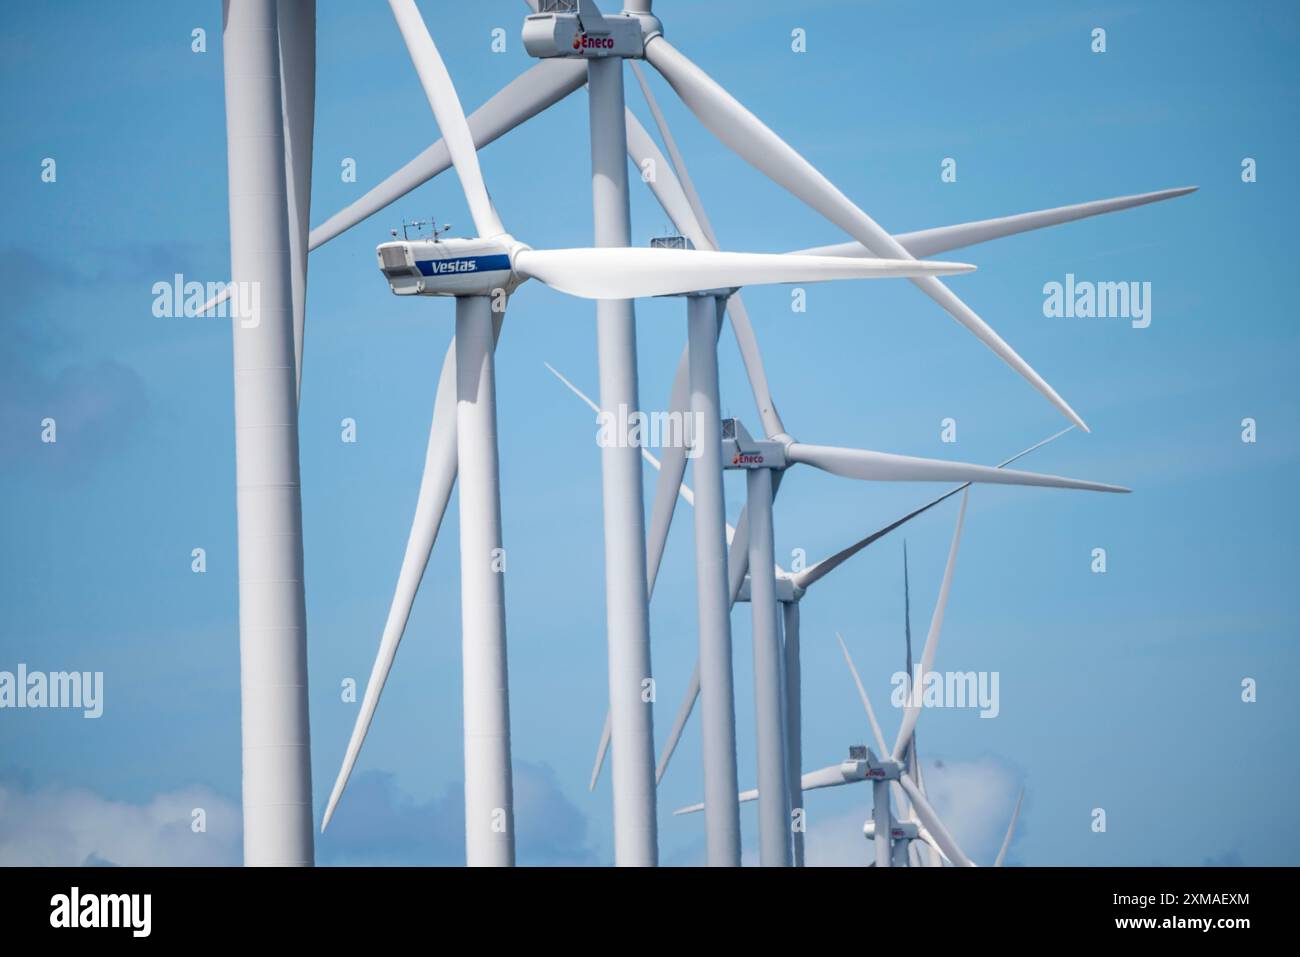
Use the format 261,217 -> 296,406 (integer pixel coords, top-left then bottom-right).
732,452 -> 764,466
572,31 -> 615,51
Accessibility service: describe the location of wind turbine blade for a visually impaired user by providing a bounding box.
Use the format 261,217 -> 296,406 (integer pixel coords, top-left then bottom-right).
721,294 -> 788,440
801,762 -> 856,791
674,787 -> 757,816
543,360 -> 689,501
625,111 -> 708,249
309,60 -> 585,250
630,61 -> 719,248
656,659 -> 701,784
995,786 -> 1025,867
673,761 -> 855,815
589,713 -> 611,793
322,334 -> 468,831
277,0 -> 314,402
790,426 -> 1076,591
903,542 -> 914,675
834,633 -> 890,756
630,62 -> 786,439
643,36 -> 1088,431
912,752 -> 940,864
891,780 -> 911,824
904,549 -> 936,865
794,496 -> 946,593
892,492 -> 968,762
546,359 -> 707,789
795,187 -> 1198,260
899,771 -> 974,866
388,0 -> 505,238
644,359 -> 696,568
916,826 -> 953,866
786,442 -> 1127,493
514,247 -> 972,300
196,286 -> 234,317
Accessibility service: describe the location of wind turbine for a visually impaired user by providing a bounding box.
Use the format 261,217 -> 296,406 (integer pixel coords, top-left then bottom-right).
708,431 -> 1062,868
218,0 -> 317,867
676,494 -> 984,866
210,1 -> 1189,866
213,0 -> 569,870
730,429 -> 1071,866
837,626 -> 1025,868
585,32 -> 1189,864
643,411 -> 1123,867
547,364 -> 1090,865
858,548 -> 1016,870
320,0 -> 974,865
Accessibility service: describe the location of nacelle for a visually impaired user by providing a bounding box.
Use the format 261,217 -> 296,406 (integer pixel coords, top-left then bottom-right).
377,238 -> 518,299
721,417 -> 788,470
523,9 -> 645,59
863,820 -> 917,841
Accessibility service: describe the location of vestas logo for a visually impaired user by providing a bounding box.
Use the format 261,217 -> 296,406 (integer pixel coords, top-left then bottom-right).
573,31 -> 615,51
732,452 -> 765,466
414,255 -> 510,278
425,258 -> 478,275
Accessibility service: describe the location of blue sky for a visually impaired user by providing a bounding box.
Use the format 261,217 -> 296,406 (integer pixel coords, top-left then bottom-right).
1,0 -> 1297,866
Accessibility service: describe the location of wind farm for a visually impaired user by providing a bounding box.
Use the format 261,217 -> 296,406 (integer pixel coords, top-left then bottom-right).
6,0 -> 1294,891
231,0 -> 1174,867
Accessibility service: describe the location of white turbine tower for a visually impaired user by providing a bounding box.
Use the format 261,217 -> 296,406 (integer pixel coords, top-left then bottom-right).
320,0 -> 974,864
220,0 -> 316,867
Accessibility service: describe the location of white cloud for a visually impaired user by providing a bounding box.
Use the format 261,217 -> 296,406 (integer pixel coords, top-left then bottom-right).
0,782 -> 240,866
802,807 -> 874,867
917,756 -> 1022,864
0,761 -> 600,867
